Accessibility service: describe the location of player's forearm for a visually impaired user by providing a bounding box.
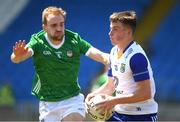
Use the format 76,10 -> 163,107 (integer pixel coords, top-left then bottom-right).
96,52 -> 109,65
86,47 -> 109,65
92,78 -> 115,95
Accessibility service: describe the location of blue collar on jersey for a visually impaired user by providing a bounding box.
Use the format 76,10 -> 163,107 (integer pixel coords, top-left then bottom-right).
123,41 -> 134,53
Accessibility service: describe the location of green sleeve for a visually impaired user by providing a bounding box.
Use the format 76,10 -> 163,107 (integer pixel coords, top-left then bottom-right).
77,35 -> 92,55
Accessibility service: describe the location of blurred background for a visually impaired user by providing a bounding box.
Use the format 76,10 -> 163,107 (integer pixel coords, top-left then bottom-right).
0,0 -> 180,121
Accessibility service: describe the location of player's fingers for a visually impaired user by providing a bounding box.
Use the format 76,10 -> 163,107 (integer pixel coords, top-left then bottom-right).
19,40 -> 26,49
106,108 -> 112,114
85,94 -> 91,102
21,40 -> 26,47
85,102 -> 90,111
105,108 -> 113,119
85,99 -> 90,106
86,95 -> 94,105
18,40 -> 22,43
20,40 -> 25,48
15,42 -> 19,47
95,106 -> 105,114
13,46 -> 16,52
16,40 -> 22,48
95,103 -> 102,110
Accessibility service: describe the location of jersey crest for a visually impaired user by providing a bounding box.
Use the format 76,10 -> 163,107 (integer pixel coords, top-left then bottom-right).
67,50 -> 73,57
120,63 -> 126,73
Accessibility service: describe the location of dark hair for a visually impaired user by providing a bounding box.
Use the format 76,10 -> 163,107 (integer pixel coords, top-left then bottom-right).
110,11 -> 136,34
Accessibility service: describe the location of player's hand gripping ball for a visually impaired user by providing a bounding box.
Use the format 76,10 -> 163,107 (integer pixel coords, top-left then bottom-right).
85,94 -> 112,121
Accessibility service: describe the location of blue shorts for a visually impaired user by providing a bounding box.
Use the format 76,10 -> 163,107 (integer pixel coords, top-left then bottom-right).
106,112 -> 158,121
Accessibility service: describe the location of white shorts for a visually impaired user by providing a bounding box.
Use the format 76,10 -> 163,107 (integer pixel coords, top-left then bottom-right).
39,93 -> 85,121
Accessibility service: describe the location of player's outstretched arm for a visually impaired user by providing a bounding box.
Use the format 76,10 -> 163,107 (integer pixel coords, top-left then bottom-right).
86,47 -> 109,65
11,40 -> 32,63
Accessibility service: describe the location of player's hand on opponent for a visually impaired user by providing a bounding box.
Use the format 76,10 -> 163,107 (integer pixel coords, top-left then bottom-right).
13,40 -> 28,57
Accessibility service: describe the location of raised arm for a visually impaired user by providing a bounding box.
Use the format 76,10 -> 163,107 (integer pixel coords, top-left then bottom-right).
11,40 -> 32,63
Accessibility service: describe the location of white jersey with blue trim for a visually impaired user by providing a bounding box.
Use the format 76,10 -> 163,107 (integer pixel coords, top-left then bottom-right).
108,41 -> 158,115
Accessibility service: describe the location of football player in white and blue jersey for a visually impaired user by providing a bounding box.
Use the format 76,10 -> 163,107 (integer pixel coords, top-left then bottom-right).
86,11 -> 158,121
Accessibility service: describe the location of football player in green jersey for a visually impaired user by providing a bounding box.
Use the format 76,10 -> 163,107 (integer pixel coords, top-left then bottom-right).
11,6 -> 109,121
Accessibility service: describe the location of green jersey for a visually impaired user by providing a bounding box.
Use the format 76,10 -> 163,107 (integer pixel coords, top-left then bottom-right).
27,29 -> 91,101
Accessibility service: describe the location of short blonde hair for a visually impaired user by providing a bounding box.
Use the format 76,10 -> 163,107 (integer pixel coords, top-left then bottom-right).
110,11 -> 136,34
42,6 -> 66,24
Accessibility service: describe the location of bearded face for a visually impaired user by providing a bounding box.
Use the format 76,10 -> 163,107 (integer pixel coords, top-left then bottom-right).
43,14 -> 65,42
